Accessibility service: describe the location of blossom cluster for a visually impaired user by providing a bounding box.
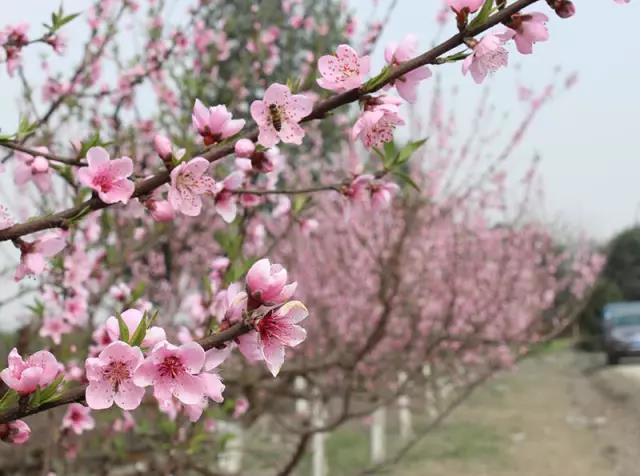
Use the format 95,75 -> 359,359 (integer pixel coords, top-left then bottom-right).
0,259 -> 306,443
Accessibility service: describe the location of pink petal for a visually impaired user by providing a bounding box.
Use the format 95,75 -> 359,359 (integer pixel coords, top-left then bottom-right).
109,157 -> 134,178
261,338 -> 285,377
86,146 -> 110,170
178,342 -> 205,373
173,372 -> 205,405
100,179 -> 134,204
86,380 -> 115,409
114,381 -> 145,410
200,372 -> 225,403
263,83 -> 290,106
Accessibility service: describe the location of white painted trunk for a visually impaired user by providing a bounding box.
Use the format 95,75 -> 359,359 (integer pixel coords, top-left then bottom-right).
397,372 -> 413,440
218,422 -> 243,474
370,407 -> 386,464
311,399 -> 327,476
295,376 -> 309,416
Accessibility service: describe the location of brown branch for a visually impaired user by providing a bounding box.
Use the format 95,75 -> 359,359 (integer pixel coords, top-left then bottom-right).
0,0 -> 541,243
0,141 -> 85,166
0,321 -> 252,424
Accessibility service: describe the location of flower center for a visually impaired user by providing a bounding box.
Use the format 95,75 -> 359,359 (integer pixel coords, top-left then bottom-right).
103,360 -> 131,387
92,171 -> 113,192
158,355 -> 184,379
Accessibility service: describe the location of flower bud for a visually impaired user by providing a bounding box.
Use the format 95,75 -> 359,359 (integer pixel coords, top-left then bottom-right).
234,138 -> 255,158
0,420 -> 31,445
153,134 -> 172,161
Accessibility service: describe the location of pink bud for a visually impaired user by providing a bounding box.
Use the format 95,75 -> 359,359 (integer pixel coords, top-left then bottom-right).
148,199 -> 175,222
32,156 -> 49,173
153,134 -> 172,160
0,420 -> 31,445
234,138 -> 255,158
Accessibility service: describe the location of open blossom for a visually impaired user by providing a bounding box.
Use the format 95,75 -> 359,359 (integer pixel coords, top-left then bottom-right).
77,147 -> 135,204
246,258 -> 297,307
14,147 -> 52,192
508,13 -> 549,54
317,44 -> 370,92
384,35 -> 431,103
168,157 -> 215,216
133,341 -> 206,405
213,171 -> 244,223
61,403 -> 95,435
85,341 -> 145,410
0,348 -> 60,395
352,107 -> 405,149
463,32 -> 514,84
1,23 -> 29,76
250,83 -> 314,147
447,0 -> 484,13
105,308 -> 166,348
192,100 -> 245,145
0,420 -> 30,445
251,301 -> 308,377
40,317 -> 72,345
15,232 -> 66,281
370,181 -> 400,209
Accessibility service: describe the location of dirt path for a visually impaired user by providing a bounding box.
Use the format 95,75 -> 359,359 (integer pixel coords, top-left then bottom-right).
394,351 -> 620,476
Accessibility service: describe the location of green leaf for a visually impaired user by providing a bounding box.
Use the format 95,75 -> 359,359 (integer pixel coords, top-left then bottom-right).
129,311 -> 149,347
468,0 -> 494,30
115,312 -> 130,343
0,389 -> 18,410
37,374 -> 65,404
130,282 -> 146,302
395,138 -> 428,167
392,170 -> 421,192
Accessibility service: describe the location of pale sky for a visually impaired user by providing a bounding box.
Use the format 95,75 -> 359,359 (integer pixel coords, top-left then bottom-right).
0,0 -> 638,241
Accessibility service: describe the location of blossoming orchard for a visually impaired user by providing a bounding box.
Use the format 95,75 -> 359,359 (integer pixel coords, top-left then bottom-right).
0,0 -> 628,474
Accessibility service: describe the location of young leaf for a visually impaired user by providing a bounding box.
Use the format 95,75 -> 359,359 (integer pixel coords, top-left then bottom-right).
116,312 -> 130,343
468,0 -> 494,30
129,311 -> 149,347
392,170 -> 421,191
395,138 -> 428,166
38,373 -> 65,404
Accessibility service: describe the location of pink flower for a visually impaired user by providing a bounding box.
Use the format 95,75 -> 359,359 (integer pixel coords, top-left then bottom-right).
168,157 -> 215,216
508,13 -> 549,54
77,147 -> 135,204
352,108 -> 405,149
213,171 -> 244,223
232,397 -> 249,418
40,317 -> 72,345
84,341 -> 145,410
61,403 -> 95,435
250,83 -> 314,147
317,44 -> 370,92
192,100 -> 245,145
447,0 -> 484,13
105,308 -> 167,348
0,348 -> 60,395
0,420 -> 31,445
13,147 -> 52,192
133,341 -> 206,405
462,32 -> 514,84
254,301 -> 308,377
384,35 -> 431,103
15,232 -> 67,281
246,258 -> 297,307
370,181 -> 400,209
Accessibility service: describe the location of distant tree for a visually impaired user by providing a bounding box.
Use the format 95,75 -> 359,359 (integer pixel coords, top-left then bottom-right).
578,227 -> 640,346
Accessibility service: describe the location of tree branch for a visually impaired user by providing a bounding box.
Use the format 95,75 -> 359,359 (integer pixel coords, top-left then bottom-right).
0,0 -> 541,243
